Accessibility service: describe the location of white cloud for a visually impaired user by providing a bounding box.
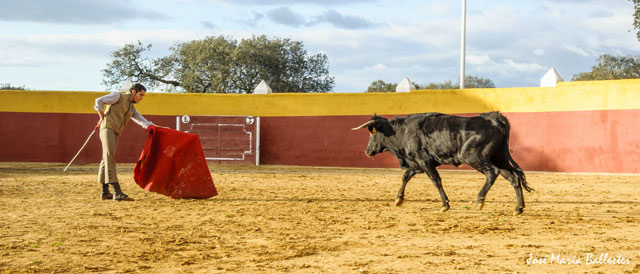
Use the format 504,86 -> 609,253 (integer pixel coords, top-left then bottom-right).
3,0 -> 640,92
371,63 -> 387,70
201,21 -> 217,30
310,9 -> 380,29
258,7 -> 380,29
534,49 -> 545,56
0,0 -> 169,24
564,44 -> 590,57
467,54 -> 491,65
266,7 -> 307,27
425,0 -> 452,15
505,59 -> 545,73
214,0 -> 378,6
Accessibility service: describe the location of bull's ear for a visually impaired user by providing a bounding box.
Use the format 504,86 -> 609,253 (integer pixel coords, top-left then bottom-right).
370,127 -> 377,135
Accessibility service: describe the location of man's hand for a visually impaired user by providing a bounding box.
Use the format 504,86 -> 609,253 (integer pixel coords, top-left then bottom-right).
150,123 -> 171,129
96,111 -> 104,130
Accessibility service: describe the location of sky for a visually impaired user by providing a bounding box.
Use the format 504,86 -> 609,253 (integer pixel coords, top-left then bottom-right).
1,0 -> 640,92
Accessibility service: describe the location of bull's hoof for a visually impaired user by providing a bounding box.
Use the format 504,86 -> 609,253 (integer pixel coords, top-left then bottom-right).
477,202 -> 484,210
394,198 -> 404,206
513,208 -> 524,216
439,205 -> 450,213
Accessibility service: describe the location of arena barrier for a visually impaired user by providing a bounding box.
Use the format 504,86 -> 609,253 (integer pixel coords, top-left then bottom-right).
1,79 -> 640,173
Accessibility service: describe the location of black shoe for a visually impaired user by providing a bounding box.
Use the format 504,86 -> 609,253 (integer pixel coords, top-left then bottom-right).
109,182 -> 135,201
101,184 -> 113,200
113,193 -> 134,201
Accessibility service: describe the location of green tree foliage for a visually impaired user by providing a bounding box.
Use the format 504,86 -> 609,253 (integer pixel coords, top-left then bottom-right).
101,42 -> 182,91
172,36 -> 235,93
366,80 -> 397,92
365,75 -> 494,92
102,35 -> 334,93
574,3 -> 640,81
572,54 -> 640,81
422,80 -> 457,89
632,0 -> 640,41
0,83 -> 27,90
459,76 -> 496,88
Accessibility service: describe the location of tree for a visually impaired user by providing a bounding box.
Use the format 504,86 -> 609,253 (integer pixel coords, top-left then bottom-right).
172,36 -> 236,93
461,76 -> 496,88
365,76 -> 495,92
420,76 -> 495,89
0,83 -> 27,90
422,80 -> 456,89
422,76 -> 495,89
102,35 -> 334,93
575,3 -> 640,81
102,42 -> 181,91
365,79 -> 425,92
632,0 -> 640,41
366,80 -> 397,92
232,35 -> 333,93
572,54 -> 640,81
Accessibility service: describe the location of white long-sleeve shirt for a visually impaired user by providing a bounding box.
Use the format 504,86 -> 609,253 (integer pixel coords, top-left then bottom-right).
94,92 -> 153,129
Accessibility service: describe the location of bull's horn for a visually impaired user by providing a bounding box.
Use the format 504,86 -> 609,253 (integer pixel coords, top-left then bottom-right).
351,120 -> 375,130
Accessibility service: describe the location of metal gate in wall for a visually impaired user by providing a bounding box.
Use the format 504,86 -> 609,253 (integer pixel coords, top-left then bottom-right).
176,115 -> 260,165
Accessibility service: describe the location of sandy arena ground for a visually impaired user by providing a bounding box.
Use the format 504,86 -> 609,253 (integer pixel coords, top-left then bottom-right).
1,162 -> 640,273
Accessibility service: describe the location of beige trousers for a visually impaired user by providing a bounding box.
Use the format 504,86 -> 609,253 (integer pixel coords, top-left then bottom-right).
98,128 -> 119,184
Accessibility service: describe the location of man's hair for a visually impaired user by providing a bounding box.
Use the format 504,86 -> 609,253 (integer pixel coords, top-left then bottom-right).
130,83 -> 146,93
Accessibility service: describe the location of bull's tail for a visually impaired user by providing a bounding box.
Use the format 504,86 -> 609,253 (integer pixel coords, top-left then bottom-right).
508,150 -> 534,192
483,112 -> 534,192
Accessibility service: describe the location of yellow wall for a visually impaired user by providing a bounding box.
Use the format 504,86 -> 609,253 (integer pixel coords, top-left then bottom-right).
2,79 -> 639,116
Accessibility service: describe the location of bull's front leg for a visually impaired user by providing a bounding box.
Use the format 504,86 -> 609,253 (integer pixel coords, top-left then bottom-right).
423,164 -> 450,212
396,169 -> 417,206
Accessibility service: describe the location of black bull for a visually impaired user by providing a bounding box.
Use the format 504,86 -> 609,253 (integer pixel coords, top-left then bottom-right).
352,112 -> 533,215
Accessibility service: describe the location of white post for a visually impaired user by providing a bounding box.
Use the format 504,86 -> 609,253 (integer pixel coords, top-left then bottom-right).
255,117 -> 260,166
460,0 -> 466,89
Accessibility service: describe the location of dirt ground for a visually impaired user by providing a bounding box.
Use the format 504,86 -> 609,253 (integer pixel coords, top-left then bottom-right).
1,162 -> 640,273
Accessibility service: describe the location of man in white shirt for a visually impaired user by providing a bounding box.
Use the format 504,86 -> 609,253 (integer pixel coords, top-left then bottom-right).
94,83 -> 153,201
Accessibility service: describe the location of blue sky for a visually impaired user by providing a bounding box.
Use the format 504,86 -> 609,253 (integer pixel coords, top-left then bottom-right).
1,0 -> 639,92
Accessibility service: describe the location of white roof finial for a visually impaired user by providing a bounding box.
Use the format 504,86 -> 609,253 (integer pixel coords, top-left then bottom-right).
253,80 -> 272,94
396,77 -> 416,92
119,79 -> 133,92
540,68 -> 563,87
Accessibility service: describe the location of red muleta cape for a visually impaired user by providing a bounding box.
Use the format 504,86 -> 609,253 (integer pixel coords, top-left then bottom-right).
134,125 -> 217,199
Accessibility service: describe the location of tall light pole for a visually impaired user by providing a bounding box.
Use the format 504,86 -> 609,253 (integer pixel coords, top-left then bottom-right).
460,0 -> 466,89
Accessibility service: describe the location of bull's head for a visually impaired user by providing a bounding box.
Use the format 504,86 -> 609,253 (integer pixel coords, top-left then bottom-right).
352,115 -> 395,157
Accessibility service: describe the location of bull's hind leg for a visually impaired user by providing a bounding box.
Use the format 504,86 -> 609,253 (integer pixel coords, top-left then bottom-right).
476,165 -> 499,210
395,169 -> 417,206
499,169 -> 525,215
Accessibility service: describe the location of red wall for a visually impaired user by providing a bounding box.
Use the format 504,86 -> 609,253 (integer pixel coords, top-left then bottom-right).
0,112 -> 174,164
259,110 -> 640,173
506,110 -> 640,173
260,115 -> 397,168
2,109 -> 640,173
